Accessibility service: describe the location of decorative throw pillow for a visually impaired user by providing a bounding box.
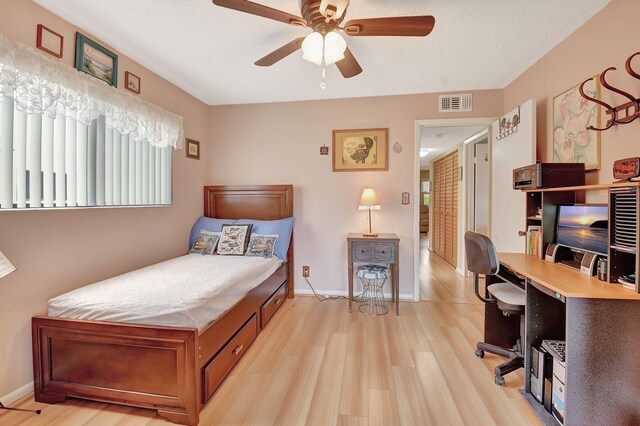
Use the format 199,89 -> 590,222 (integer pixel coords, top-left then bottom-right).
189,230 -> 220,255
245,234 -> 278,258
217,224 -> 253,255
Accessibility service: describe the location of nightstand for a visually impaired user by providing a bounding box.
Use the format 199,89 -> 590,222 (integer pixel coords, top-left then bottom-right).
347,233 -> 400,315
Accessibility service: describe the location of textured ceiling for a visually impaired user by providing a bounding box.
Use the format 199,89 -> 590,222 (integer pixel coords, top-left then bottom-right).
420,125 -> 486,169
34,0 -> 611,105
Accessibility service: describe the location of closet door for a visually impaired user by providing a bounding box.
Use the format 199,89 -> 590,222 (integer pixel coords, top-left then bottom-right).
432,150 -> 458,268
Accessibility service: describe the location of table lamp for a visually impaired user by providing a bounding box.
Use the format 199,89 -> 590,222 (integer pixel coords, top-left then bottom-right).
359,188 -> 381,237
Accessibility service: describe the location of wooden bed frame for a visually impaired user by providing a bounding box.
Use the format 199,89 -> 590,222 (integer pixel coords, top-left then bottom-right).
32,185 -> 294,425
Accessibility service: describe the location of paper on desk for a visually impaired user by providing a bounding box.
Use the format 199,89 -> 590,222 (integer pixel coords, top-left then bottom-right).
0,250 -> 16,279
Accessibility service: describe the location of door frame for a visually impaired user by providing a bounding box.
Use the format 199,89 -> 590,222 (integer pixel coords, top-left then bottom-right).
414,117 -> 495,301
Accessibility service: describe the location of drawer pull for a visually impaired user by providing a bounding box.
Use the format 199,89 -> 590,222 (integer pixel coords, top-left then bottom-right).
275,298 -> 281,306
361,250 -> 365,253
233,344 -> 244,355
381,251 -> 385,254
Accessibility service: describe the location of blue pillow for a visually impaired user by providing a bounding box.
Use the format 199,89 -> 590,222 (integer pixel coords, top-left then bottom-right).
189,217 -> 236,248
235,217 -> 294,260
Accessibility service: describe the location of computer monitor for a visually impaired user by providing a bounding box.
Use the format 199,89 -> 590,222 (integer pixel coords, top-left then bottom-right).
556,205 -> 608,255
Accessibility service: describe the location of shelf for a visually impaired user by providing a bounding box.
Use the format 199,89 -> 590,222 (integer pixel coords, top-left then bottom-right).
610,245 -> 637,254
527,216 -> 542,221
522,182 -> 640,193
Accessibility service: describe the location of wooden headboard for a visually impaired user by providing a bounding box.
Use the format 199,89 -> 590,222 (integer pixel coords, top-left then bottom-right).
204,185 -> 294,298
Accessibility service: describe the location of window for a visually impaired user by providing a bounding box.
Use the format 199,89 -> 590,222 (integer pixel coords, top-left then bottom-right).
0,33 -> 183,210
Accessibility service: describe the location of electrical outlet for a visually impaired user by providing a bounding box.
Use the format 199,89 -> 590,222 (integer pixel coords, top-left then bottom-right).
302,265 -> 310,277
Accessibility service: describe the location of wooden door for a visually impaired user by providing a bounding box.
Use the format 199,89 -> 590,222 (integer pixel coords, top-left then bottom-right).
432,150 -> 458,268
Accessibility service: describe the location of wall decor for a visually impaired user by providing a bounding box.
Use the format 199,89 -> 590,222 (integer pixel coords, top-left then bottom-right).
124,71 -> 141,94
332,128 -> 388,172
393,142 -> 402,153
75,32 -> 118,86
36,24 -> 63,58
402,192 -> 410,205
320,145 -> 329,155
495,105 -> 520,140
186,138 -> 200,160
554,78 -> 601,170
579,51 -> 640,131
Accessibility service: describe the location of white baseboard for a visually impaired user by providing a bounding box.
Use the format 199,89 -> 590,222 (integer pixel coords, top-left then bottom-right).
0,381 -> 33,407
295,288 -> 415,301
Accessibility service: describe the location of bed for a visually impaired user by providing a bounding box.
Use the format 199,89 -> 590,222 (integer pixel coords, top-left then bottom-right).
32,185 -> 294,425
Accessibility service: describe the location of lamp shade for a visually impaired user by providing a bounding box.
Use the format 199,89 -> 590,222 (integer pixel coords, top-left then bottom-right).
359,188 -> 381,211
302,32 -> 324,66
302,31 -> 347,66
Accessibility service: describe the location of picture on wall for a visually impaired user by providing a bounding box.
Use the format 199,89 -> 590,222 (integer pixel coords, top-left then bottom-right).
332,128 -> 388,172
186,138 -> 200,160
36,24 -> 63,58
125,71 -> 141,94
553,78 -> 601,170
75,32 -> 118,86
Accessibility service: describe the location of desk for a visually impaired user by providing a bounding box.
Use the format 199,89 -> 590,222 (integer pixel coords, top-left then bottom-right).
348,233 -> 399,315
495,253 -> 640,426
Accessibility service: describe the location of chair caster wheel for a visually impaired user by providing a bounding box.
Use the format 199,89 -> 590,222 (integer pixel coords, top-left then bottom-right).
495,376 -> 505,386
475,349 -> 485,358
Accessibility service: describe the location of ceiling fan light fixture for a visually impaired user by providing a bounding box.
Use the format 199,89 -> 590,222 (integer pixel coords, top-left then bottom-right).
302,32 -> 324,65
323,31 -> 346,65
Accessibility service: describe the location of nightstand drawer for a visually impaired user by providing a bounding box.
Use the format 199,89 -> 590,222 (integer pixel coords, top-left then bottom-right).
353,243 -> 373,262
374,244 -> 394,262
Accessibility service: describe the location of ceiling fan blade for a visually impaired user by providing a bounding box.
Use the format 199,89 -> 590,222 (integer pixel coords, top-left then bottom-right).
336,48 -> 362,78
343,16 -> 435,37
255,37 -> 305,66
212,0 -> 307,27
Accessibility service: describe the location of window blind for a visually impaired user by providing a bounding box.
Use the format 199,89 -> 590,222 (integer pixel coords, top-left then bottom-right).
0,33 -> 182,210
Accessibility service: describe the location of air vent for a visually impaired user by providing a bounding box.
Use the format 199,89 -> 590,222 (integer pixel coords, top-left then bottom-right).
439,94 -> 473,113
612,188 -> 638,251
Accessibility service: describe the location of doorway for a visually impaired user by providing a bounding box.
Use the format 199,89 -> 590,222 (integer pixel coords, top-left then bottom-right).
414,117 -> 495,301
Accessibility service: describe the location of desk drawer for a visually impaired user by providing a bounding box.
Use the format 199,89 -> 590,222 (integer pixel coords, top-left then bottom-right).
261,282 -> 287,328
203,314 -> 257,400
374,243 -> 393,262
353,243 -> 374,262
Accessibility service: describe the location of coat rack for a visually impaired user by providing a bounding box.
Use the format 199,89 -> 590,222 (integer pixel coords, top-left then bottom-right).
579,51 -> 640,131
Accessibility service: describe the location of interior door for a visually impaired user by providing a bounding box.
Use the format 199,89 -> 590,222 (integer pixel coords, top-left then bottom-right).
490,99 -> 536,252
432,150 -> 458,268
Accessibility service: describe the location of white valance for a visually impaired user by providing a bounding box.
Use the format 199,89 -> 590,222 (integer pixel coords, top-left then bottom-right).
0,33 -> 183,149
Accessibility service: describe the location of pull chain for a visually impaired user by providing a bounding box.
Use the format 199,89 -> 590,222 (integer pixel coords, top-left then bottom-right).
320,34 -> 327,90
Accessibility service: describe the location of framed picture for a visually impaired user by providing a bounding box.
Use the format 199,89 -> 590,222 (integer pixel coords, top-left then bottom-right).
332,128 -> 388,172
75,32 -> 118,86
125,71 -> 141,94
36,24 -> 63,58
553,77 -> 601,170
186,138 -> 200,160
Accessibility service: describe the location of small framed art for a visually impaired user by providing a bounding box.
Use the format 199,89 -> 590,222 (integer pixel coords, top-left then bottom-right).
125,71 -> 141,94
186,138 -> 200,160
75,32 -> 118,86
332,128 -> 388,172
36,24 -> 63,58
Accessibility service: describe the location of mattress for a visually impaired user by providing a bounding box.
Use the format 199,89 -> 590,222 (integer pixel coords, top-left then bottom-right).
48,254 -> 283,332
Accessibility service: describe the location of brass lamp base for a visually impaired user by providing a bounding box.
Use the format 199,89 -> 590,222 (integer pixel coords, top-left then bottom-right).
362,233 -> 378,237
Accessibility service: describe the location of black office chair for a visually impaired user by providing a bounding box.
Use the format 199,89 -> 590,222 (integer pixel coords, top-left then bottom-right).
464,231 -> 525,386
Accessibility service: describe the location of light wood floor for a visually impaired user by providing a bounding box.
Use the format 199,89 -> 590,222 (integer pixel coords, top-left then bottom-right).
1,243 -> 539,425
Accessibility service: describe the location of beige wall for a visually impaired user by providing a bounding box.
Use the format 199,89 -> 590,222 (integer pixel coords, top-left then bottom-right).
504,0 -> 640,186
208,90 -> 503,298
0,0 -> 210,398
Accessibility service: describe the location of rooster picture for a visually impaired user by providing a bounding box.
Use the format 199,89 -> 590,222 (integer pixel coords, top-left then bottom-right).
344,136 -> 376,164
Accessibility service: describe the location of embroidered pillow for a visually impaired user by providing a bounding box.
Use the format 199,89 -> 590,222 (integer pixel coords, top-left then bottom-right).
189,230 -> 220,255
217,224 -> 253,255
245,234 -> 278,258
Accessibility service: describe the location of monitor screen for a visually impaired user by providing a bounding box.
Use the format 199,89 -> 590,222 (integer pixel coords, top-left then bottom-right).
556,205 -> 608,255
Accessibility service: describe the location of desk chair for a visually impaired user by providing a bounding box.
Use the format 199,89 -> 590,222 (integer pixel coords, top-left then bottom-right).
464,231 -> 525,386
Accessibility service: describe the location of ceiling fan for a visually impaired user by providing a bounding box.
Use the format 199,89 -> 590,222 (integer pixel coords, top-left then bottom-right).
212,0 -> 435,80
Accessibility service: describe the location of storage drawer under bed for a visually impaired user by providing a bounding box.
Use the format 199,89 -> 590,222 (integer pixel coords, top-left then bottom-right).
203,314 -> 257,401
261,282 -> 287,329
